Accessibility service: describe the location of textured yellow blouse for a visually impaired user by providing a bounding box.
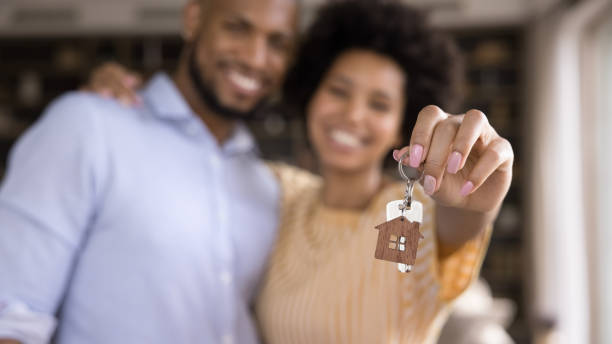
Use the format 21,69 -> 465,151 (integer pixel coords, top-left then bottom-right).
256,164 -> 491,344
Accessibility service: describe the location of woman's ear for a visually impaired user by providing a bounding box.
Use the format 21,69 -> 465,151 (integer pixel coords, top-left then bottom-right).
182,1 -> 202,42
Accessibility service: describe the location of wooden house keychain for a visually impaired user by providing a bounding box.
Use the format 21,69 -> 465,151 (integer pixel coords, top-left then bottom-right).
374,150 -> 424,273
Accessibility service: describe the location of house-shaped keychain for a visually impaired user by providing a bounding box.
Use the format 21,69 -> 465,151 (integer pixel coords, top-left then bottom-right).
374,215 -> 423,271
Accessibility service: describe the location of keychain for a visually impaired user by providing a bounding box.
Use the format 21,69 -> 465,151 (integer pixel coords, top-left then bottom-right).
374,150 -> 424,273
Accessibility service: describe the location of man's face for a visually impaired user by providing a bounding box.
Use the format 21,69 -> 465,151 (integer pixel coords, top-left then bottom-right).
190,0 -> 298,117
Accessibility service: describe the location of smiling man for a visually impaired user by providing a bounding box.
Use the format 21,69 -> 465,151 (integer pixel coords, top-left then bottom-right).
0,0 -> 298,343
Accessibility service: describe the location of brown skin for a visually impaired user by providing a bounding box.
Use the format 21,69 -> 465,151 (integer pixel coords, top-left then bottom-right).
84,0 -> 298,145
394,105 -> 513,249
84,47 -> 513,249
307,50 -> 405,209
175,0 -> 298,144
174,0 -> 297,143
0,1 -> 298,342
309,50 -> 513,249
82,5 -> 512,251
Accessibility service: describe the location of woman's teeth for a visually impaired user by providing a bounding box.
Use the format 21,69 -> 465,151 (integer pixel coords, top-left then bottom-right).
228,71 -> 260,92
330,130 -> 362,148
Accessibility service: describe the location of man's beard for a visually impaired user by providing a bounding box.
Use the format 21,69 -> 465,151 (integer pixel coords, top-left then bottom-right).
188,49 -> 269,121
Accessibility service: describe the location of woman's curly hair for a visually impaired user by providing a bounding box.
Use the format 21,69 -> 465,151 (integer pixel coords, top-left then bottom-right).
282,0 -> 464,147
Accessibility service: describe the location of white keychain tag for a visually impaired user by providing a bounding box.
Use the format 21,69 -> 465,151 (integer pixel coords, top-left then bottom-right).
373,150 -> 424,273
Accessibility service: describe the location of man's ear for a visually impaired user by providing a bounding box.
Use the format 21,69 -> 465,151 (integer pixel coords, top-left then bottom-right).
182,1 -> 203,42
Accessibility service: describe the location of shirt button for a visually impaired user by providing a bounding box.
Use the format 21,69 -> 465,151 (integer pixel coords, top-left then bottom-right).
220,271 -> 233,285
221,334 -> 234,344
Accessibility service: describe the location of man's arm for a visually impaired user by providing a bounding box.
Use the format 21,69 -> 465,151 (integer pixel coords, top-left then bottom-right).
0,93 -> 106,343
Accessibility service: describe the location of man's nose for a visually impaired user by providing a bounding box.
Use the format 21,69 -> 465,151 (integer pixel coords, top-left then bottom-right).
242,36 -> 268,71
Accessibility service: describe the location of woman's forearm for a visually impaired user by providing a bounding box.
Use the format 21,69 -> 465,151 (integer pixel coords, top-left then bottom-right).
435,202 -> 499,253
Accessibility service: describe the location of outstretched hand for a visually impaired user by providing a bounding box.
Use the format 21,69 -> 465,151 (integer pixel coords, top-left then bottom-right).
394,105 -> 513,214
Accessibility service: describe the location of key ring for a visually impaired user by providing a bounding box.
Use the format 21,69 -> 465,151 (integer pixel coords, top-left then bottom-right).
398,150 -> 423,211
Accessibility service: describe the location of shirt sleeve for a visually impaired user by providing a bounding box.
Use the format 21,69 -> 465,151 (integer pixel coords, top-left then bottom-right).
414,185 -> 493,303
0,93 -> 107,343
437,225 -> 492,302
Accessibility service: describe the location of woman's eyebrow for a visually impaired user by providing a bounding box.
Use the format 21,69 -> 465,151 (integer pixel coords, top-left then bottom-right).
328,74 -> 353,86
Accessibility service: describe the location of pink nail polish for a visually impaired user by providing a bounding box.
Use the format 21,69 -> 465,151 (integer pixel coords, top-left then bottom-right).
460,181 -> 474,197
409,144 -> 423,168
447,151 -> 462,174
424,175 -> 436,195
392,149 -> 400,161
100,90 -> 111,98
124,76 -> 137,87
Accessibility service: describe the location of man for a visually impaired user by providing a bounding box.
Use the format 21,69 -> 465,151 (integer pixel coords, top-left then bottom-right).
0,0 -> 298,343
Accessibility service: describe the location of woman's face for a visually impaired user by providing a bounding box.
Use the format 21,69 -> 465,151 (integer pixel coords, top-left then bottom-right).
307,49 -> 406,173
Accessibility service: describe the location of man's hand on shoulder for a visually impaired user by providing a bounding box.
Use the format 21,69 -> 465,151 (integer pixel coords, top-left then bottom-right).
0,339 -> 21,344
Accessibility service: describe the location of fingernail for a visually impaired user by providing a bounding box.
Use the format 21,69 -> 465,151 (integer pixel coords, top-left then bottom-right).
424,175 -> 436,195
447,151 -> 462,174
392,149 -> 400,161
100,89 -> 111,98
124,75 -> 137,87
460,181 -> 474,197
409,144 -> 423,168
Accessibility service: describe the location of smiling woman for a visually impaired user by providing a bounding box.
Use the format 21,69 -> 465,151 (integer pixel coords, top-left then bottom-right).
307,49 -> 406,174
253,1 -> 511,343
76,1 -> 513,342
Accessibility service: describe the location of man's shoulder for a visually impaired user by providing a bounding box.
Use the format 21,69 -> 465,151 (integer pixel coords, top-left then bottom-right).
21,91 -> 142,149
46,91 -> 133,121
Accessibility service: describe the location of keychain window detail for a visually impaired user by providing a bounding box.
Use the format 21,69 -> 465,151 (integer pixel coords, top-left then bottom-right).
373,150 -> 425,273
387,235 -> 407,251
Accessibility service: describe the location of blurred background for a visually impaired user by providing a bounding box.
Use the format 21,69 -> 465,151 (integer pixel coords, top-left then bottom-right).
0,0 -> 610,343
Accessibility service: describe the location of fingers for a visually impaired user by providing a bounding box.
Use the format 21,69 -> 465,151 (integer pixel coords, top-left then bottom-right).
408,105 -> 448,168
392,146 -> 410,164
421,116 -> 461,195
393,106 -> 512,198
84,62 -> 143,106
462,137 -> 513,196
447,109 -> 489,174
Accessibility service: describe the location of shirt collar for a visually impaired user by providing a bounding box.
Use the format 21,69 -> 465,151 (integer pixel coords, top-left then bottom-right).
141,72 -> 194,121
142,72 -> 258,156
222,122 -> 259,156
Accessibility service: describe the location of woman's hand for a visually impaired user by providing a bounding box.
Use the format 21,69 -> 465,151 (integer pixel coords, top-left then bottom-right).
394,105 -> 513,215
81,62 -> 143,106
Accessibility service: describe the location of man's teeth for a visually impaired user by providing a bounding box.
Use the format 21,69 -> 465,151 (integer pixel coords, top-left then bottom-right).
330,130 -> 361,148
228,71 -> 260,92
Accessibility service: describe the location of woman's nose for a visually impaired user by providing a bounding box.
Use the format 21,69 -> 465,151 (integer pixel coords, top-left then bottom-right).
344,98 -> 367,123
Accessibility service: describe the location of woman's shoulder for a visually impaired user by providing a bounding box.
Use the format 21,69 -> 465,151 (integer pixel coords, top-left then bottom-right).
265,161 -> 322,203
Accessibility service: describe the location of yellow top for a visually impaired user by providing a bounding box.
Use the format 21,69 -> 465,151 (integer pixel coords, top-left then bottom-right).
256,164 -> 492,344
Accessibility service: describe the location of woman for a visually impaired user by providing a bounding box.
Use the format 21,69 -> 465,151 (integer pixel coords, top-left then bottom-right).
86,1 -> 513,343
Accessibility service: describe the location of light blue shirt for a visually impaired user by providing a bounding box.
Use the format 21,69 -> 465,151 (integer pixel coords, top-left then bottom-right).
0,73 -> 280,344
